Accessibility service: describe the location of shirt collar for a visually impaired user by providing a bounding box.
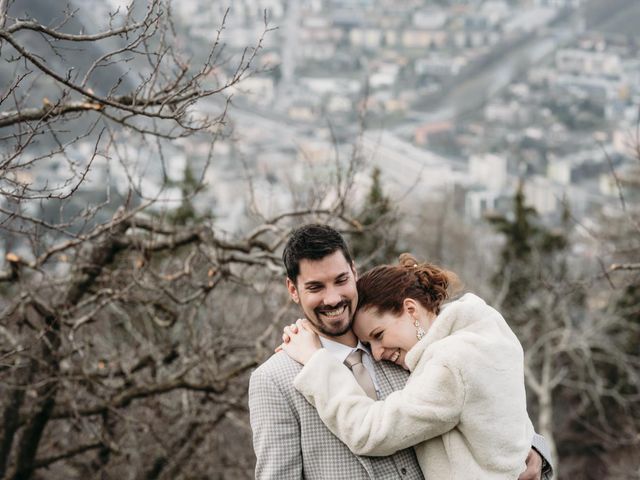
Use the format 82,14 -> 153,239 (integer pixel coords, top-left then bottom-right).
319,336 -> 372,364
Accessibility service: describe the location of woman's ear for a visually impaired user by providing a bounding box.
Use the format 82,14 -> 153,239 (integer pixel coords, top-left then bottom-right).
403,298 -> 418,317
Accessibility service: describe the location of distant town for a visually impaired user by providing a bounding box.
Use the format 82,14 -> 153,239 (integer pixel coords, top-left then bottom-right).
89,0 -> 640,231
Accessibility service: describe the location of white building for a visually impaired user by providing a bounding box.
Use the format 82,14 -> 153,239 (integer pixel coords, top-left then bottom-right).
370,63 -> 400,89
523,175 -> 563,215
547,160 -> 572,185
469,154 -> 508,191
415,55 -> 467,77
555,49 -> 622,77
534,0 -> 581,7
350,28 -> 383,49
465,189 -> 503,219
413,8 -> 447,30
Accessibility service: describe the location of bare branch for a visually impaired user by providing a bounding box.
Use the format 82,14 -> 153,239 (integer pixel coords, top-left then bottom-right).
609,263 -> 640,272
6,7 -> 158,41
33,442 -> 103,469
0,0 -> 8,29
50,361 -> 256,420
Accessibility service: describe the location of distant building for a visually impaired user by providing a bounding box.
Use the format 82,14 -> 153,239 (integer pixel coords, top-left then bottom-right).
534,0 -> 581,7
556,49 -> 622,76
522,175 -> 563,216
547,160 -> 572,185
412,8 -> 448,30
414,121 -> 454,146
326,95 -> 353,114
484,101 -> 521,124
299,77 -> 361,96
480,1 -> 510,26
599,163 -> 640,200
415,55 -> 467,77
298,42 -> 337,61
401,29 -> 448,49
465,188 -> 504,219
469,153 -> 508,191
350,28 -> 383,49
547,148 -> 611,186
502,6 -> 557,34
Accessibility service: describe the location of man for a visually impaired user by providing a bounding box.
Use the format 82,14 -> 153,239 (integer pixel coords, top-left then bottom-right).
249,224 -> 553,479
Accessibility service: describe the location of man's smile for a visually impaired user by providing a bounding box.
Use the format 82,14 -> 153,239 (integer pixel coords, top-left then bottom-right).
317,303 -> 348,318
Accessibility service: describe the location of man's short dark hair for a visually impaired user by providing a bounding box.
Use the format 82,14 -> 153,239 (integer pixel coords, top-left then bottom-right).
282,224 -> 353,283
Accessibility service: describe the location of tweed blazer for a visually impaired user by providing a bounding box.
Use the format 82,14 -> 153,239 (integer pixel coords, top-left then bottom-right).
249,350 -> 424,479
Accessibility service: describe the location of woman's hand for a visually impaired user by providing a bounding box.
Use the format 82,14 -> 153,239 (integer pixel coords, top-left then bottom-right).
278,319 -> 322,365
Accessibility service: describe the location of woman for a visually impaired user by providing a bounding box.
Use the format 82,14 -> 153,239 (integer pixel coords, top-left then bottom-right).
281,253 -> 534,479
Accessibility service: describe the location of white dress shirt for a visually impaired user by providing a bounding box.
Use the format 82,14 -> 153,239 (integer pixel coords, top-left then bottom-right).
319,336 -> 381,396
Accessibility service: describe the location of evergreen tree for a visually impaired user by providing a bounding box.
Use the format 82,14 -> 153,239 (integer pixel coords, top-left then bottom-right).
350,167 -> 400,269
487,181 -> 567,315
168,162 -> 210,226
487,181 -> 576,468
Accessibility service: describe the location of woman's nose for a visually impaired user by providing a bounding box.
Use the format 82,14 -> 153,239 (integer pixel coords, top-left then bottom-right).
371,342 -> 384,361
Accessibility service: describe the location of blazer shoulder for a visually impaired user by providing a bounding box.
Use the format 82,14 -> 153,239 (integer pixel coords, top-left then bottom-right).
251,351 -> 303,386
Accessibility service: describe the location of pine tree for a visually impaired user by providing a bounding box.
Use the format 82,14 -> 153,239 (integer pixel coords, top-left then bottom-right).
351,167 -> 399,269
487,181 -> 567,315
168,162 -> 210,226
486,181 -> 576,467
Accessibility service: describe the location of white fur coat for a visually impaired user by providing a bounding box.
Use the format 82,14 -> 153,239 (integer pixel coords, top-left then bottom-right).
294,293 -> 534,480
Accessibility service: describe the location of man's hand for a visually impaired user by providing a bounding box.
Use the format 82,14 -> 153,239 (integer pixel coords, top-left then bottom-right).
280,319 -> 322,365
518,448 -> 543,480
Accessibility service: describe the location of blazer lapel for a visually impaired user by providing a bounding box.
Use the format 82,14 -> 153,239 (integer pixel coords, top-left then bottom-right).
373,360 -> 410,399
355,454 -> 376,478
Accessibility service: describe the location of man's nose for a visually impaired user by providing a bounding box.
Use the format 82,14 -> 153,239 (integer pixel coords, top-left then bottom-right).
322,287 -> 342,307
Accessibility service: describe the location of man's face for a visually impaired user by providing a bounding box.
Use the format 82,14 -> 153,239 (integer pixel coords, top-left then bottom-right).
286,250 -> 358,338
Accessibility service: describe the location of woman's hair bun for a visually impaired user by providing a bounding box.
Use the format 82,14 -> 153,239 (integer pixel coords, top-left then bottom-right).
398,253 -> 419,268
356,253 -> 462,316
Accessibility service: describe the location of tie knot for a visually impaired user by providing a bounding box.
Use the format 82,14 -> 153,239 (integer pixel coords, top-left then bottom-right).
345,349 -> 364,368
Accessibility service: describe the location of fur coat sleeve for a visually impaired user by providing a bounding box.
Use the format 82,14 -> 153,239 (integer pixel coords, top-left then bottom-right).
294,348 -> 464,456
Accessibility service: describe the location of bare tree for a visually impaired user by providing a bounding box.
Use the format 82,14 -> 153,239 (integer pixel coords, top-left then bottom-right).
486,152 -> 640,479
0,1 -> 356,478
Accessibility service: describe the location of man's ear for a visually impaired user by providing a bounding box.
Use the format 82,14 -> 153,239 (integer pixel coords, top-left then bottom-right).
286,278 -> 299,303
351,262 -> 358,281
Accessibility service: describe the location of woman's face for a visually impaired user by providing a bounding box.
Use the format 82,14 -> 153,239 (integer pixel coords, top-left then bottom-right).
353,307 -> 419,370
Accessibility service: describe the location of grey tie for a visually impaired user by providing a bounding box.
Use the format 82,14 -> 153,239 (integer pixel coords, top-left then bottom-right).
344,350 -> 377,400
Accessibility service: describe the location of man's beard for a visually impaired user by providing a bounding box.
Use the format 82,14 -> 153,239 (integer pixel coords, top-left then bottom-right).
308,300 -> 353,337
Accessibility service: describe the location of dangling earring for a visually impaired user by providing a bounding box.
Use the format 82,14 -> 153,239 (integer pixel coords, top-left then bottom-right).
413,317 -> 426,340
